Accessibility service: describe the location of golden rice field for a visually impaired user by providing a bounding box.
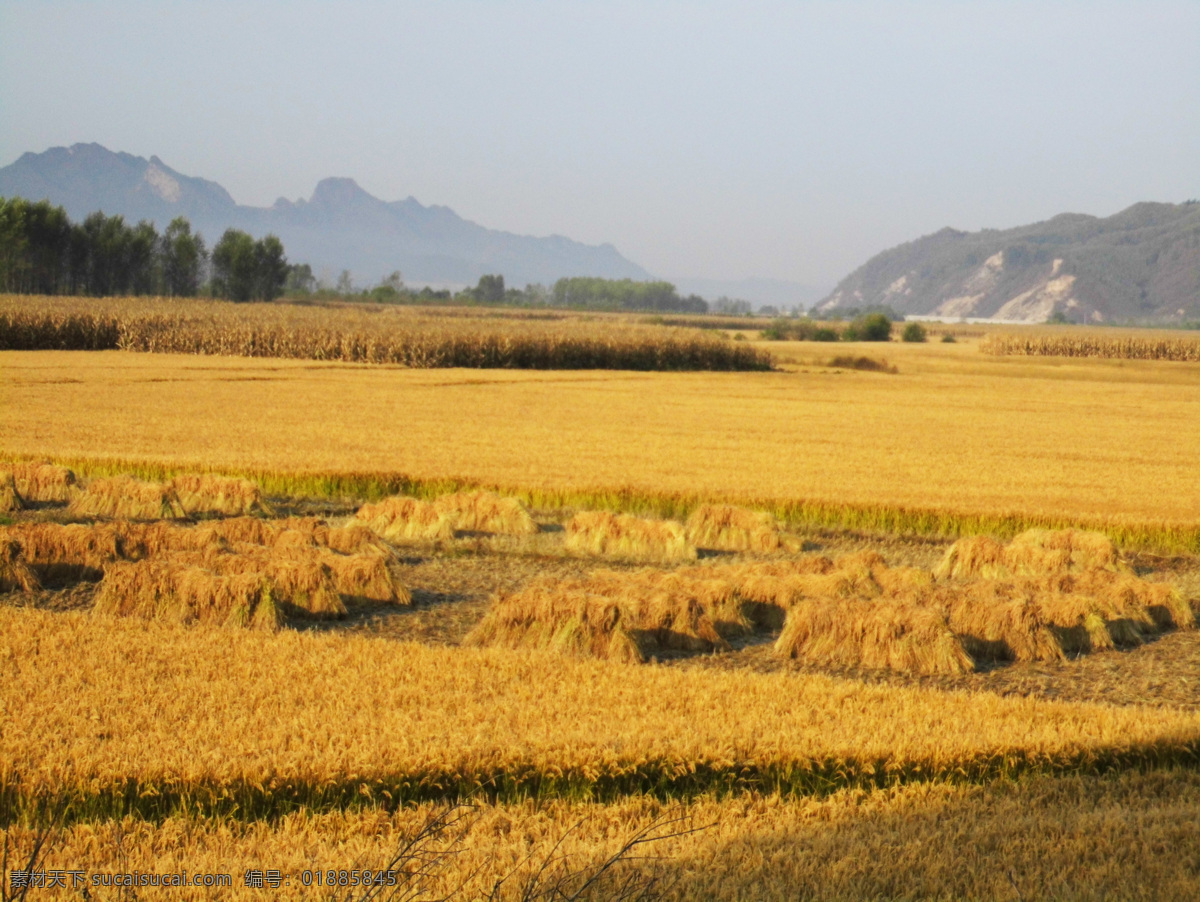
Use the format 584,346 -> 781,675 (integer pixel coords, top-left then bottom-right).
6,771 -> 1199,900
4,333 -> 1200,545
4,297 -> 1200,898
3,608 -> 1197,815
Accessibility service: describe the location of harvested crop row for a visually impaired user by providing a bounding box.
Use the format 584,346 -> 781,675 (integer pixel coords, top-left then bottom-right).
0,516 -> 410,626
468,532 -> 1195,674
64,473 -> 272,519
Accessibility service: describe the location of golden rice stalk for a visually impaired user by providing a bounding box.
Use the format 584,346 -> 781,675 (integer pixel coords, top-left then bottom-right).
355,496 -> 455,543
318,549 -> 410,605
168,474 -> 274,517
685,504 -> 783,553
0,540 -> 40,593
0,471 -> 24,512
67,475 -> 186,520
563,511 -> 697,562
433,490 -> 539,536
93,559 -> 281,630
774,598 -> 974,675
466,587 -> 644,663
9,461 -> 77,503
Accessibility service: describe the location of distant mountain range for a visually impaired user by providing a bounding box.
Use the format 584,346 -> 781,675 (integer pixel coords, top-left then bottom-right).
0,143 -> 651,287
816,202 -> 1200,324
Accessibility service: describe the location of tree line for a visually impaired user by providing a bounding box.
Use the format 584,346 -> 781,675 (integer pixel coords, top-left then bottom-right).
0,196 -> 289,301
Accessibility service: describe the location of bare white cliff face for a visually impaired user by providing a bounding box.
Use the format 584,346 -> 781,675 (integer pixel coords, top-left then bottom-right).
143,162 -> 182,203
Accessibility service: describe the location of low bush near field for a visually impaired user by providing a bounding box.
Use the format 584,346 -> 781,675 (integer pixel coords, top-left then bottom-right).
827,355 -> 898,373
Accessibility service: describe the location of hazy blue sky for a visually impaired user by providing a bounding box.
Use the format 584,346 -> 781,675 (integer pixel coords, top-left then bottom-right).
2,1 -> 1197,288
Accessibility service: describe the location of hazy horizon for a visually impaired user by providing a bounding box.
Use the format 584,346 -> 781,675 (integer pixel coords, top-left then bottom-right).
2,1 -> 1197,291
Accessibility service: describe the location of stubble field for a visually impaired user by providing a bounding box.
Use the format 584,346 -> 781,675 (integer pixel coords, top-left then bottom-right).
3,298 -> 1200,900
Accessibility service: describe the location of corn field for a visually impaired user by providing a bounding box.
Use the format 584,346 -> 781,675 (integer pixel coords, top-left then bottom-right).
981,331 -> 1200,362
0,295 -> 772,370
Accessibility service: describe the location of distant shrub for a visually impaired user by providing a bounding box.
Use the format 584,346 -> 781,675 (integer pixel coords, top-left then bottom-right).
901,322 -> 928,343
841,313 -> 892,342
828,356 -> 898,374
941,334 -> 957,343
761,319 -> 841,342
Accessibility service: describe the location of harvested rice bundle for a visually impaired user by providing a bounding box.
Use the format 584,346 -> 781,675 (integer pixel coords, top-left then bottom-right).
1033,593 -> 1122,654
318,549 -> 410,605
110,520 -> 229,560
467,586 -> 643,663
168,474 -> 273,517
9,462 -> 77,503
221,539 -> 407,608
774,598 -> 974,675
932,535 -> 1010,581
201,516 -> 342,550
0,540 -> 40,593
469,570 -> 733,661
634,586 -> 732,651
684,504 -> 782,553
564,511 -> 697,562
93,559 -> 281,630
355,496 -> 455,543
1044,570 -> 1195,632
433,490 -> 538,536
167,547 -> 347,619
935,529 -> 1124,580
0,471 -> 23,512
0,522 -> 122,582
933,584 -> 1066,663
581,568 -> 745,641
323,524 -> 395,557
203,516 -> 282,547
67,475 -> 186,520
1007,528 -> 1123,574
